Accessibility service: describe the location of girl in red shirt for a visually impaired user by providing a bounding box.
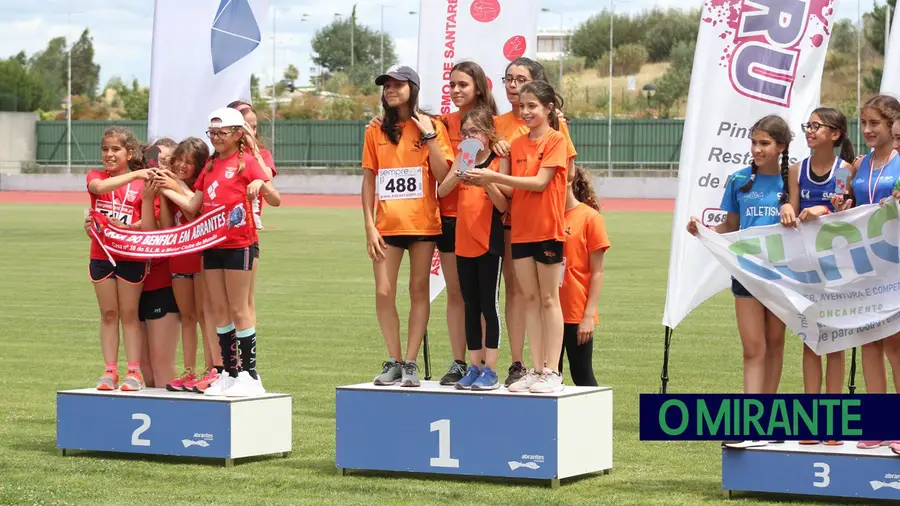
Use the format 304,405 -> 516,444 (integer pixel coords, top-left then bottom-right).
88,127 -> 153,392
162,108 -> 279,397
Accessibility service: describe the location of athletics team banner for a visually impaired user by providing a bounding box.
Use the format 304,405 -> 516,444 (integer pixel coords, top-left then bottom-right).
695,200 -> 900,356
88,204 -> 247,260
416,0 -> 540,116
662,0 -> 836,329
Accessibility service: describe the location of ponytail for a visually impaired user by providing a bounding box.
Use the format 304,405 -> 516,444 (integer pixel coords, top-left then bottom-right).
572,167 -> 601,212
739,162 -> 758,192
237,137 -> 246,175
778,148 -> 790,204
204,152 -> 218,172
838,137 -> 856,165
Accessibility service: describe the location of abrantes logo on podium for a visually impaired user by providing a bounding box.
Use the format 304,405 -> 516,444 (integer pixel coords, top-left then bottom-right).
210,0 -> 262,74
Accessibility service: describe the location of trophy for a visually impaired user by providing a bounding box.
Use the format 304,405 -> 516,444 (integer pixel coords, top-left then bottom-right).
833,165 -> 852,195
457,138 -> 484,173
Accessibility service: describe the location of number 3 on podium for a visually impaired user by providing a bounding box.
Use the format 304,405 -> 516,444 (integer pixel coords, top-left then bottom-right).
429,419 -> 459,468
132,413 -> 151,447
813,462 -> 830,488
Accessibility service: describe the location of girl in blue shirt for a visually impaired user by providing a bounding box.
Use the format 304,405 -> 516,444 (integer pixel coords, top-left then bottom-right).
780,107 -> 854,446
687,114 -> 791,450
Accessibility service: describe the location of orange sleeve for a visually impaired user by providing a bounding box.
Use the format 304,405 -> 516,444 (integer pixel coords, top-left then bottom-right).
434,120 -> 456,167
559,121 -> 578,159
361,128 -> 379,172
541,133 -> 568,172
586,212 -> 611,252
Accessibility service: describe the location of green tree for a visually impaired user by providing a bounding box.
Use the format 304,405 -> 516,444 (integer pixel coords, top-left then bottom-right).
70,29 -> 101,98
28,37 -> 67,101
251,73 -> 261,101
311,4 -> 398,86
830,19 -> 858,54
653,40 -> 696,117
641,8 -> 700,62
104,77 -> 148,120
570,11 -> 646,66
0,57 -> 54,111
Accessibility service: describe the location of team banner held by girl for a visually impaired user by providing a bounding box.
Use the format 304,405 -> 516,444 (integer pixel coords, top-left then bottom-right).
148,0 -> 268,142
416,0 -> 540,116
662,0 -> 837,329
695,200 -> 900,355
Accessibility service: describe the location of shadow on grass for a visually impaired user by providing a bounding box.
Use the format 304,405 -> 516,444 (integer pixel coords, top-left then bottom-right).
48,448 -> 291,467
726,490 -> 896,504
318,467 -> 615,489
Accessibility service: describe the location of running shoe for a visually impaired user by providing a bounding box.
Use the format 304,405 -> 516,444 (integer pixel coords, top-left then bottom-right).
455,365 -> 481,390
182,370 -> 209,392
96,370 -> 118,391
799,440 -> 819,445
471,366 -> 500,391
724,441 -> 769,449
824,441 -> 844,446
440,361 -> 467,386
890,441 -> 900,455
400,360 -> 420,387
223,371 -> 266,397
192,370 -> 220,393
374,360 -> 402,386
166,368 -> 197,392
530,369 -> 564,393
857,440 -> 887,449
204,374 -> 236,396
504,361 -> 526,387
508,368 -> 540,392
119,370 -> 145,392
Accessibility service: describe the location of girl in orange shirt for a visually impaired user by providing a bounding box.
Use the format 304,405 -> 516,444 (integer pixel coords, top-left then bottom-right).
362,66 -> 454,388
558,167 -> 610,386
437,108 -> 508,390
465,81 -> 569,393
493,57 -> 578,387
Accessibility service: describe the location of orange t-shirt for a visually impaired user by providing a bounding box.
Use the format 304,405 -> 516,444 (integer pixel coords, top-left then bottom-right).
560,203 -> 611,324
494,111 -> 577,160
439,112 -> 463,218
509,129 -> 569,244
362,119 -> 454,236
455,155 -> 505,258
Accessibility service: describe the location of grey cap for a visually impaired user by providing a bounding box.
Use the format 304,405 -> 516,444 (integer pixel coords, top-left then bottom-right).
375,65 -> 420,88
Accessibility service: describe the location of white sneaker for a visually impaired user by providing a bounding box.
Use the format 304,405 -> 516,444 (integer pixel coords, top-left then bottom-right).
203,374 -> 236,396
724,440 -> 769,449
508,368 -> 540,392
224,371 -> 266,397
530,369 -> 564,393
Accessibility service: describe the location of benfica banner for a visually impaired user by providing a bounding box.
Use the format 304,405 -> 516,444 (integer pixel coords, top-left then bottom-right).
416,0 -> 540,116
696,200 -> 900,355
89,204 -> 244,261
662,1 -> 836,328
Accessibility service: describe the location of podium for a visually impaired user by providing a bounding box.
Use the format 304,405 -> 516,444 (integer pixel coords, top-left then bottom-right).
57,388 -> 292,466
335,381 -> 613,487
723,441 -> 900,501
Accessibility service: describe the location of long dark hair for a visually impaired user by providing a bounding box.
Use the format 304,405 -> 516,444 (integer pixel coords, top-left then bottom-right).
172,137 -> 210,187
381,80 -> 431,145
103,127 -> 146,172
738,115 -> 792,199
518,81 -> 562,131
811,107 -> 855,164
450,61 -> 498,115
572,166 -> 600,211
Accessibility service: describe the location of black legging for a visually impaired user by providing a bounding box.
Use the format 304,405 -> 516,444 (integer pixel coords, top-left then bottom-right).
457,253 -> 503,351
558,323 -> 598,386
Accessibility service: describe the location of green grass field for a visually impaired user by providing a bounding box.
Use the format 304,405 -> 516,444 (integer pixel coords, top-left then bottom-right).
0,204 -> 847,506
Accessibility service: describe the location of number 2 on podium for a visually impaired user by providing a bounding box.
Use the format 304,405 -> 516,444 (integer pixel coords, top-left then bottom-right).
429,419 -> 459,468
131,413 -> 151,447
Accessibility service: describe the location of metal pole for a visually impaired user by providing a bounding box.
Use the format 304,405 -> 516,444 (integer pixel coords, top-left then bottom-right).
67,11 -> 72,174
380,5 -> 384,74
351,7 -> 355,76
271,9 -> 276,148
857,0 -> 861,150
607,2 -> 614,178
558,13 -> 564,93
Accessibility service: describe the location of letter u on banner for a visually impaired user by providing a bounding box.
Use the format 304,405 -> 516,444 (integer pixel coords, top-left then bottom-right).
661,2 -> 835,328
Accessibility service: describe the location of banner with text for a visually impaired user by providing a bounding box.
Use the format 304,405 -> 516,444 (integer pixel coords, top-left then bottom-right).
662,1 -> 836,328
417,0 -> 540,116
695,200 -> 900,355
149,0 -> 268,142
89,205 -> 243,259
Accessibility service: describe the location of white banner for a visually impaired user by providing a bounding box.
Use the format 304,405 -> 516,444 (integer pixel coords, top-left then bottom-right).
695,201 -> 900,355
429,248 -> 446,303
148,0 -> 268,142
882,6 -> 900,96
662,2 -> 835,328
416,0 -> 540,116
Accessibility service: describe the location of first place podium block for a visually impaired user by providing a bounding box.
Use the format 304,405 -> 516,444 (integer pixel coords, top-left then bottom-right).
335,381 -> 613,486
57,388 -> 292,466
723,441 -> 900,501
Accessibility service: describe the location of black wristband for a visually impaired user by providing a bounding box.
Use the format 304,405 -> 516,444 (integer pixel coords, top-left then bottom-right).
421,131 -> 437,142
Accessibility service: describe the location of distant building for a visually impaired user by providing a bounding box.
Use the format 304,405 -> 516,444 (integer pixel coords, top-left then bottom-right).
536,29 -> 573,61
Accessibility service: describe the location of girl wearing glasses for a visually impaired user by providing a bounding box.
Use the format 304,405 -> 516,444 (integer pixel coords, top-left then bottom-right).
494,57 -> 578,387
161,108 -> 279,397
437,108 -> 508,390
779,108 -> 853,445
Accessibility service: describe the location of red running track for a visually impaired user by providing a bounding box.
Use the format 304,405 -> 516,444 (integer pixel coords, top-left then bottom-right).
0,191 -> 675,212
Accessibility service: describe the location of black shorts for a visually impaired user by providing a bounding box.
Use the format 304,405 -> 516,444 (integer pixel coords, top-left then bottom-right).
731,277 -> 754,299
139,287 -> 179,322
510,240 -> 564,265
383,235 -> 440,250
251,242 -> 260,260
89,259 -> 148,284
203,247 -> 258,271
436,217 -> 457,253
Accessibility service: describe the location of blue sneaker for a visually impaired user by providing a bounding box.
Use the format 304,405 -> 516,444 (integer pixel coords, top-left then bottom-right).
455,365 -> 481,390
471,366 -> 500,391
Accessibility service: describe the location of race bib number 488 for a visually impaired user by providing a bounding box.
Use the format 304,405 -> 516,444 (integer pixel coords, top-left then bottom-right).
378,167 -> 424,201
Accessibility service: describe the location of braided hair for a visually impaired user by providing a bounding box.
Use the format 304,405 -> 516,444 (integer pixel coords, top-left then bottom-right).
778,146 -> 790,204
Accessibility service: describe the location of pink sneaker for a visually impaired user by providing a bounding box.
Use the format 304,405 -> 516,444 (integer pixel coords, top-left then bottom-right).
192,369 -> 221,393
182,370 -> 208,392
166,368 -> 197,392
857,440 -> 887,449
890,442 -> 900,455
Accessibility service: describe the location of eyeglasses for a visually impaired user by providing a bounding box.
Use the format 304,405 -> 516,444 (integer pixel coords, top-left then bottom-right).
502,76 -> 529,86
206,128 -> 237,139
460,127 -> 482,139
801,122 -> 836,133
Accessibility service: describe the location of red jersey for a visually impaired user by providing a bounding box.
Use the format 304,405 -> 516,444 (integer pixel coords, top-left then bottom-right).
143,258 -> 172,291
252,148 -> 276,230
169,206 -> 202,275
86,170 -> 144,261
193,150 -> 268,249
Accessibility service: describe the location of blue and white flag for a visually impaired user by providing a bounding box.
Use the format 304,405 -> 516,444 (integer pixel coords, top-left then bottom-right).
148,0 -> 268,142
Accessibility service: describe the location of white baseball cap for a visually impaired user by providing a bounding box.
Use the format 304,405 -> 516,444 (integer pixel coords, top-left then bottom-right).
208,107 -> 245,128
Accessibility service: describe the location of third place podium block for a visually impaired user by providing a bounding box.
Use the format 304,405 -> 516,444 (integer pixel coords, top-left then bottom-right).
723,441 -> 900,501
335,381 -> 613,486
57,388 -> 292,466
